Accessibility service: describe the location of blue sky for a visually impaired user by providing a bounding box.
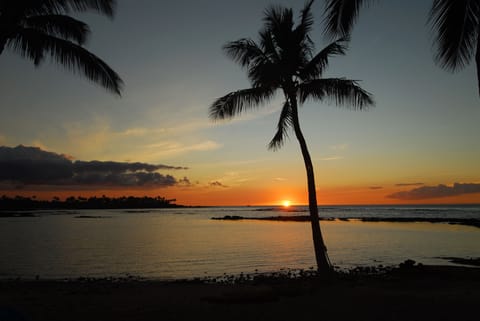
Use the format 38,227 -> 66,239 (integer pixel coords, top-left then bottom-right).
0,0 -> 479,205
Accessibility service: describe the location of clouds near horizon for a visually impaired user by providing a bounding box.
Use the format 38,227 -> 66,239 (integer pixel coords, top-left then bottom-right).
388,183 -> 480,200
0,145 -> 188,189
395,183 -> 424,187
209,181 -> 229,188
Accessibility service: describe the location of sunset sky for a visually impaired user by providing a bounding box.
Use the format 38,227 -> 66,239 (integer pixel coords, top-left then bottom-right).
0,0 -> 479,206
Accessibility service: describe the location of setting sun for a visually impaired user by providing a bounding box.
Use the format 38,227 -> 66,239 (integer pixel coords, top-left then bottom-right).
282,200 -> 291,207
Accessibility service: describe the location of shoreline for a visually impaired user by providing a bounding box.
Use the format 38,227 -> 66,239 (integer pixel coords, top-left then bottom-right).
1,264 -> 479,321
1,258 -> 479,282
211,215 -> 480,228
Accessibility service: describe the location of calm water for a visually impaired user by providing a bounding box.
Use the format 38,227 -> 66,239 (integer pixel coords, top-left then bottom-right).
0,206 -> 479,280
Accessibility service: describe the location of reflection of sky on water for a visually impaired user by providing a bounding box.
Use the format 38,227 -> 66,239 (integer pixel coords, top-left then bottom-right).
0,207 -> 479,279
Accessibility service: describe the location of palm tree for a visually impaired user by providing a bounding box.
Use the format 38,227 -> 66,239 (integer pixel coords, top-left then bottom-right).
0,0 -> 122,95
210,0 -> 374,272
323,0 -> 480,96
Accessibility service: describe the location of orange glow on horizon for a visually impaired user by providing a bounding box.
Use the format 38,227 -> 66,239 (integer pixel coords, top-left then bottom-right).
2,185 -> 480,206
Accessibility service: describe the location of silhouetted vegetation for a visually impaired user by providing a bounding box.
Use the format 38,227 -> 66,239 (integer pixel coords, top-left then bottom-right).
323,0 -> 480,96
210,0 -> 373,272
0,0 -> 123,94
0,195 -> 182,210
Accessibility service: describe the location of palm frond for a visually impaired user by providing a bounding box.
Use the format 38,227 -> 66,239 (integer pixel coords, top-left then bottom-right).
268,101 -> 293,151
47,0 -> 116,16
223,38 -> 281,88
295,0 -> 315,37
8,28 -> 123,94
429,0 -> 480,72
24,14 -> 90,45
264,4 -> 294,32
294,1 -> 316,61
299,78 -> 374,109
259,28 -> 281,63
323,0 -> 371,38
64,0 -> 115,16
264,5 -> 295,52
248,60 -> 282,88
262,4 -> 315,80
14,0 -> 116,16
223,39 -> 266,69
0,1 -> 45,16
209,87 -> 275,120
299,36 -> 349,80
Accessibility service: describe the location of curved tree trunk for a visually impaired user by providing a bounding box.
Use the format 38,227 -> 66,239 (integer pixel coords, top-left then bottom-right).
289,94 -> 332,273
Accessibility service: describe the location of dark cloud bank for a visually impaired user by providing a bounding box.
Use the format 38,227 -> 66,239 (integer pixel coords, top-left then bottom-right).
388,183 -> 480,200
0,145 -> 188,188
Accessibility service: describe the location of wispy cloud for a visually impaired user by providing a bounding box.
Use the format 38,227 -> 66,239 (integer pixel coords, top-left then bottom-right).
43,114 -> 222,162
208,171 -> 252,187
144,140 -> 222,158
369,186 -> 383,190
318,156 -> 344,161
177,177 -> 193,186
186,141 -> 221,152
62,116 -> 111,157
0,145 -> 189,189
39,104 -> 289,164
387,183 -> 480,200
119,127 -> 150,137
274,177 -> 287,181
118,120 -> 210,139
209,181 -> 229,188
395,182 -> 424,187
117,102 -> 283,140
330,143 -> 349,151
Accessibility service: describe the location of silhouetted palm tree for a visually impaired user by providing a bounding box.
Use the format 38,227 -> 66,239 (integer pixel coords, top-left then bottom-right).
0,0 -> 123,94
324,0 -> 480,96
210,0 -> 374,272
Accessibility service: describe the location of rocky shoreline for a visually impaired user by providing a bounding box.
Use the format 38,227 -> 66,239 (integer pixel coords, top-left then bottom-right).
1,263 -> 479,321
211,215 -> 480,228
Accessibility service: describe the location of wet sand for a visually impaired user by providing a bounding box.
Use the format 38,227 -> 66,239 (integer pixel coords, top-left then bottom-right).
1,265 -> 479,321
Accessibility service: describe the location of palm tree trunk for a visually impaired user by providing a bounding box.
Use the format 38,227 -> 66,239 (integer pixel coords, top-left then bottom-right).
289,94 -> 332,273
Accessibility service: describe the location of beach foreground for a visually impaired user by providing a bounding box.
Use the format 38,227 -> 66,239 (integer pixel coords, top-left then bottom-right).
1,265 -> 479,321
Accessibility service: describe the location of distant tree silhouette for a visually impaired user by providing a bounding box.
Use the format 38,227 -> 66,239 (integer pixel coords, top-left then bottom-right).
210,0 -> 374,272
0,195 -> 180,210
323,0 -> 480,96
0,0 -> 123,94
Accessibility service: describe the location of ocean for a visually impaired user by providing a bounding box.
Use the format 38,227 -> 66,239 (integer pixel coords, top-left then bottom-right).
0,205 -> 479,280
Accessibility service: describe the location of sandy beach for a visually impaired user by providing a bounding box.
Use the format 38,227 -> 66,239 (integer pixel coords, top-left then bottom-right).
1,264 -> 479,321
